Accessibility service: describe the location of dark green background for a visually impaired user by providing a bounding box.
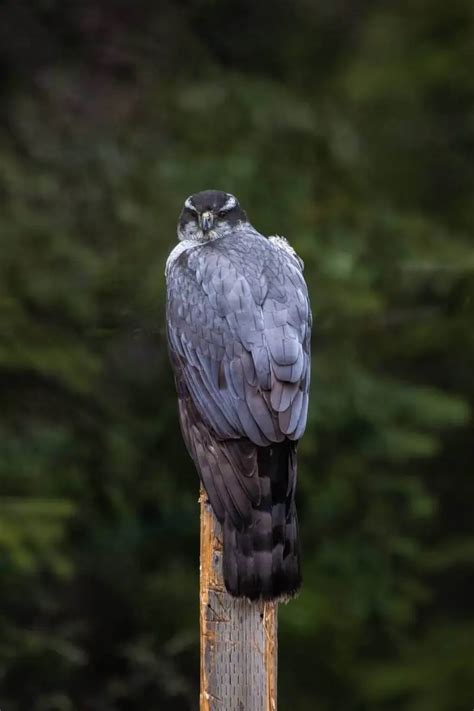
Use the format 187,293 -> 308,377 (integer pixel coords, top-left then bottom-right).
1,2 -> 473,709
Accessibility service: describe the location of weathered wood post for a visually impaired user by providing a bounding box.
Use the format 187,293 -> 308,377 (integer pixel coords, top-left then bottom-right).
199,488 -> 278,711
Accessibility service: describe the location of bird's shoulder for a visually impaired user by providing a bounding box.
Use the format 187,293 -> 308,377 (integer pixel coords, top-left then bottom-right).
167,225 -> 307,310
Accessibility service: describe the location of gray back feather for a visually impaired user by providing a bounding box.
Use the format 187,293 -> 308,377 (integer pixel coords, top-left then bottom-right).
166,225 -> 311,446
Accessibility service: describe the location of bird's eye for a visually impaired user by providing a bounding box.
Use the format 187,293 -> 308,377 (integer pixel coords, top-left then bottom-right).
218,209 -> 227,217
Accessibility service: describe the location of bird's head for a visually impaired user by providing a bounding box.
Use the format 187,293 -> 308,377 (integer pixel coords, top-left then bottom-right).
177,190 -> 247,242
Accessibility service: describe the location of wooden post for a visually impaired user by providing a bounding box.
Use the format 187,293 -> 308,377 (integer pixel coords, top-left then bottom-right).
199,488 -> 278,711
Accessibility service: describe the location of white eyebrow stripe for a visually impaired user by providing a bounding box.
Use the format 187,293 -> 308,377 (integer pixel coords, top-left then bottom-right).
184,196 -> 197,211
221,194 -> 237,212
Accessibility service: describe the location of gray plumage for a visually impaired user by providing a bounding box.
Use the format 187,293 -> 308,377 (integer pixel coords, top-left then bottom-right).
166,190 -> 311,600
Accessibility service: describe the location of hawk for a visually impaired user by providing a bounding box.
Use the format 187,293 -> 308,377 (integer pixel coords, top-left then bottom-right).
166,190 -> 311,600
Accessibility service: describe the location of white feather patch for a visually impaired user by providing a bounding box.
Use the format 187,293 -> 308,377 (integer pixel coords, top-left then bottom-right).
221,194 -> 237,212
269,235 -> 304,270
184,196 -> 197,212
165,240 -> 196,276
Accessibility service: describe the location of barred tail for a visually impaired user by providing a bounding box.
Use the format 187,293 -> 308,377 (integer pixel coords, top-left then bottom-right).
222,440 -> 302,601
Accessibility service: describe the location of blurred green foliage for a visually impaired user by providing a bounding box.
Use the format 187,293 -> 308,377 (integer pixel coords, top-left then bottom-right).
0,1 -> 473,709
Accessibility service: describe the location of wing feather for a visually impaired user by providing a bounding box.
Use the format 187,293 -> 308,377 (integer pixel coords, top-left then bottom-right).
166,228 -> 311,506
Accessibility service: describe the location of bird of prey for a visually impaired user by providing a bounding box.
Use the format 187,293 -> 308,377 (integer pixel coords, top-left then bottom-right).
166,190 -> 311,601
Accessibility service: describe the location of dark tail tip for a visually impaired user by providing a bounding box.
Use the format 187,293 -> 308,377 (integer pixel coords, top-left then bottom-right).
222,502 -> 301,601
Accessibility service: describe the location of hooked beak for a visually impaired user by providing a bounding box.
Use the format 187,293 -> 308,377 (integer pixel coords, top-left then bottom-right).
199,211 -> 214,232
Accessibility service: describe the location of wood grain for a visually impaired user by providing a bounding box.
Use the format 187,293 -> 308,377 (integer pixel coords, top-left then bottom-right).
200,489 -> 278,711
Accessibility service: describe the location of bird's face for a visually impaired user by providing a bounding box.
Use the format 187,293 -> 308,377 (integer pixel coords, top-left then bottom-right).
177,190 -> 247,242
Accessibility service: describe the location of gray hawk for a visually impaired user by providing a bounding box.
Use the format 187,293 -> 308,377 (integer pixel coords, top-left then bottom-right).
166,190 -> 311,600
